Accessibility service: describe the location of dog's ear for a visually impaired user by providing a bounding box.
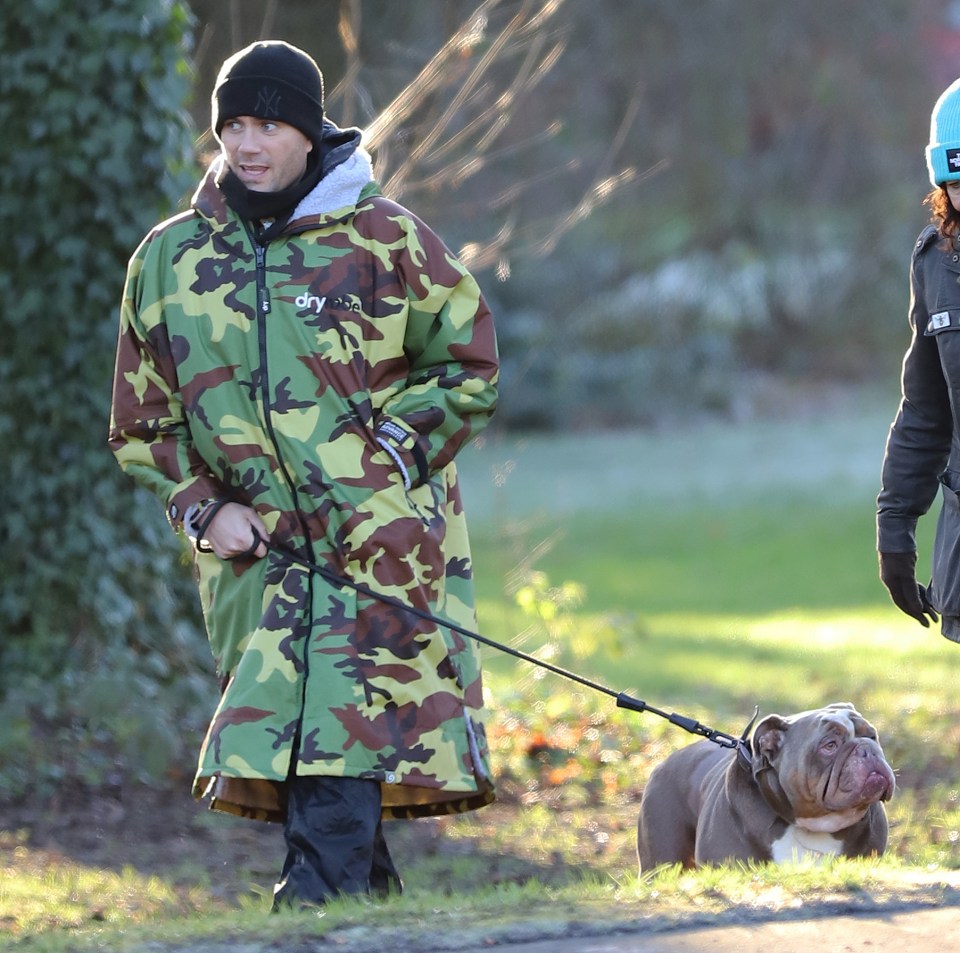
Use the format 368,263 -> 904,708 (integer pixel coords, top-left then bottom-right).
749,714 -> 796,822
752,714 -> 790,761
850,712 -> 880,743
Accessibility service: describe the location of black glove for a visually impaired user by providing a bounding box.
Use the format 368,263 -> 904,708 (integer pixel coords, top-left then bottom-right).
878,551 -> 939,628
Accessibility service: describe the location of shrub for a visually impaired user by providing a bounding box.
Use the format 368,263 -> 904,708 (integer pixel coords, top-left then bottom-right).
0,0 -> 209,797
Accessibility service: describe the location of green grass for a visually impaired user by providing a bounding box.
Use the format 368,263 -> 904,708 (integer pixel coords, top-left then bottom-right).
472,499 -> 948,701
8,385 -> 960,951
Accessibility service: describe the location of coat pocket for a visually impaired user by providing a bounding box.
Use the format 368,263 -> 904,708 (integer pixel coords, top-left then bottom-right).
323,429 -> 446,592
195,550 -> 271,676
923,308 -> 960,336
922,310 -> 960,390
931,469 -> 960,617
345,471 -> 447,595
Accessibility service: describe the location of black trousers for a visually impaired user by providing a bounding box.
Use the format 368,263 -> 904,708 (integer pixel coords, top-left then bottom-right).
272,774 -> 402,910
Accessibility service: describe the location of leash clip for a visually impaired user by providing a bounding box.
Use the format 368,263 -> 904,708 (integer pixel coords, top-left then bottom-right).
735,705 -> 760,771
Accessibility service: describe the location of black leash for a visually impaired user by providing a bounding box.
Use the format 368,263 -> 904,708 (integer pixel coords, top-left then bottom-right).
254,534 -> 755,753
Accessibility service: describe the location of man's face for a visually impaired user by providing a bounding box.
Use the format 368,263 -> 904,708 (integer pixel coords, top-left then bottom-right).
219,117 -> 313,192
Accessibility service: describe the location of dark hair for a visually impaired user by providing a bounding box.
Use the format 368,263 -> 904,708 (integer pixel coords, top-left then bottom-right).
925,185 -> 960,240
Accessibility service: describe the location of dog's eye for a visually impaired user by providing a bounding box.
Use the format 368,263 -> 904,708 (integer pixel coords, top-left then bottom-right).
821,739 -> 838,753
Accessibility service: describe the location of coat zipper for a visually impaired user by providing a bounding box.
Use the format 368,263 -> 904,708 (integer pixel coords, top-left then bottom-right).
247,225 -> 315,559
254,241 -> 271,316
249,225 -> 314,756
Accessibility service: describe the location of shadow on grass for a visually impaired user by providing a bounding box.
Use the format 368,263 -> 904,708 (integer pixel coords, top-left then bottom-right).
1,781 -> 598,916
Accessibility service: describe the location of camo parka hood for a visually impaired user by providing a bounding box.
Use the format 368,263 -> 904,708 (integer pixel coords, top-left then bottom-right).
109,122 -> 499,822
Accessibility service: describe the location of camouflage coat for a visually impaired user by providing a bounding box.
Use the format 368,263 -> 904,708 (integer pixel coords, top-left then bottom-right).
109,127 -> 498,822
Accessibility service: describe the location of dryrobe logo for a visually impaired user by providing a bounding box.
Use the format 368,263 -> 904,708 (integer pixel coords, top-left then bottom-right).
295,293 -> 326,314
295,293 -> 362,315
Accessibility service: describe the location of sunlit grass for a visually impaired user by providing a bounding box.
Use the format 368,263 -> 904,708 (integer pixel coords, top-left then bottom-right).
0,831 -> 222,946
9,391 -> 960,951
9,850 -> 960,953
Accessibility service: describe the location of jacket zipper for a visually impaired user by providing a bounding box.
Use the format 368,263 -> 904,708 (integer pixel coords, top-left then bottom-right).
247,225 -> 315,558
254,241 -> 271,316
248,225 -> 314,757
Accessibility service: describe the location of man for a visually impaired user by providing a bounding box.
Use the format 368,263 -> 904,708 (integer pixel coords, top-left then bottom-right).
109,40 -> 499,908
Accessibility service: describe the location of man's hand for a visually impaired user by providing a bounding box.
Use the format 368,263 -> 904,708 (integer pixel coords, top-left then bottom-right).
202,503 -> 269,560
878,551 -> 939,627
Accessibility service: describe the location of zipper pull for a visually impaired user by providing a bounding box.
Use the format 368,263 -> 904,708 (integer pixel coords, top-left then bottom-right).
254,243 -> 271,314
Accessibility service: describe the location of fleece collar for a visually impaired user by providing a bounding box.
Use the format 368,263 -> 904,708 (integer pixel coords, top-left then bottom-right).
291,147 -> 374,221
195,142 -> 374,228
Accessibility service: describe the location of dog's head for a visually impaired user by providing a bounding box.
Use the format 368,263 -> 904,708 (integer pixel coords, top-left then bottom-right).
749,702 -> 895,832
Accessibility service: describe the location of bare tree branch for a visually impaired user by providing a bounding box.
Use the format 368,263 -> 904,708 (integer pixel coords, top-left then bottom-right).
359,0 -> 642,272
258,0 -> 278,39
363,0 -> 508,153
337,0 -> 361,127
381,2 -> 546,196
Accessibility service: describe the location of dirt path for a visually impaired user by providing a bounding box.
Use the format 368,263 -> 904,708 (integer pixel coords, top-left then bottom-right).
447,906 -> 959,953
175,904 -> 957,952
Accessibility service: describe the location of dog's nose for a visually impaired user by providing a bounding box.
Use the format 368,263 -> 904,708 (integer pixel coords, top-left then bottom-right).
854,739 -> 879,757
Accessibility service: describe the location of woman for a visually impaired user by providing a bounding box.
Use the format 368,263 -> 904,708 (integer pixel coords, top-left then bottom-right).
878,77 -> 960,642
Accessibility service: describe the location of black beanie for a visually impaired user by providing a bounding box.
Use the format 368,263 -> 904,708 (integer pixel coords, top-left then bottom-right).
212,40 -> 324,147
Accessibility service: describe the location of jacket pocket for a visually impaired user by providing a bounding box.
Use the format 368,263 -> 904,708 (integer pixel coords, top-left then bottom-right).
345,471 -> 446,592
195,549 -> 271,676
924,308 -> 960,336
931,469 -> 960,617
923,311 -> 960,391
332,429 -> 446,586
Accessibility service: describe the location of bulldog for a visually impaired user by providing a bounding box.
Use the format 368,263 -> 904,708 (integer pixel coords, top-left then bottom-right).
637,702 -> 895,871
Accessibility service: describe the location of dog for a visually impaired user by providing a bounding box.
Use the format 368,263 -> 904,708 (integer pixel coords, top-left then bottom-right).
637,702 -> 895,871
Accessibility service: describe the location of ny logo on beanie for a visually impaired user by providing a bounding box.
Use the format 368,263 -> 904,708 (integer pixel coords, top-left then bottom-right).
255,87 -> 282,118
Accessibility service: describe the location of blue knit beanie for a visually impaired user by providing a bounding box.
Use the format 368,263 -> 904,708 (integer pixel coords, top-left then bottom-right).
927,77 -> 960,186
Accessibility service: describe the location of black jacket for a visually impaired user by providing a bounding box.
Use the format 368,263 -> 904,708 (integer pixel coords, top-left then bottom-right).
878,225 -> 960,636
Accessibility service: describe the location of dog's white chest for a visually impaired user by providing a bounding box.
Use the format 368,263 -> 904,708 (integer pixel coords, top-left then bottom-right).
770,825 -> 843,864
